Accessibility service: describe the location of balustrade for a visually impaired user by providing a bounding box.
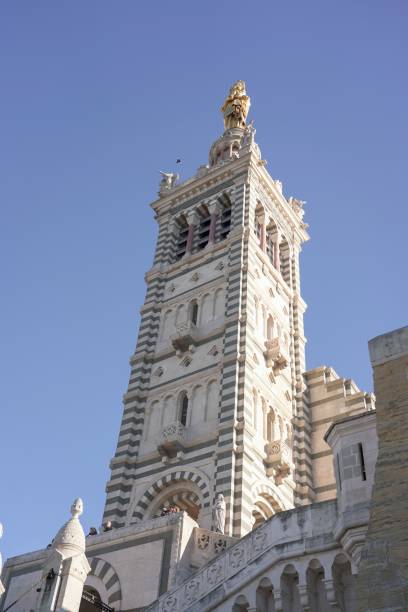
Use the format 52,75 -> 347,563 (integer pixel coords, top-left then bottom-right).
264,439 -> 293,479
264,338 -> 288,373
171,321 -> 198,353
157,421 -> 186,457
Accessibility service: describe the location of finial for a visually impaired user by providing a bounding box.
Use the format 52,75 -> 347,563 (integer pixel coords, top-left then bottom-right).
51,498 -> 86,558
221,81 -> 251,130
70,498 -> 83,519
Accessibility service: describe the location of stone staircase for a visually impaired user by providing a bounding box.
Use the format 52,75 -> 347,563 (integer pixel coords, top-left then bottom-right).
145,499 -> 352,612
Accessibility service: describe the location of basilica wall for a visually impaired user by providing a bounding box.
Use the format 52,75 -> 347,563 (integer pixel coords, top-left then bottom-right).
304,366 -> 375,503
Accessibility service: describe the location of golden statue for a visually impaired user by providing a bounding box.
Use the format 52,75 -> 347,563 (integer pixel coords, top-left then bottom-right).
221,80 -> 250,130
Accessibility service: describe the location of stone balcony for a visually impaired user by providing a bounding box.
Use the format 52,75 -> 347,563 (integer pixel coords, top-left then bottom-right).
264,338 -> 289,373
190,528 -> 238,569
171,321 -> 199,353
264,439 -> 293,480
157,421 -> 186,458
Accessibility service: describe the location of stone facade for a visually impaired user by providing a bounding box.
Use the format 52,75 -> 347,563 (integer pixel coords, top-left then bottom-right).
2,84 -> 403,612
103,97 -> 311,539
355,327 -> 408,611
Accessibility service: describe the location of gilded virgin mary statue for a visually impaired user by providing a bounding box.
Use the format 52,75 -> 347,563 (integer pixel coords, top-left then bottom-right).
221,80 -> 250,130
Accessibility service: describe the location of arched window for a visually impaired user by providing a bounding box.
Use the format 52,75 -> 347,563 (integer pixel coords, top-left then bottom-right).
179,393 -> 188,426
189,300 -> 199,325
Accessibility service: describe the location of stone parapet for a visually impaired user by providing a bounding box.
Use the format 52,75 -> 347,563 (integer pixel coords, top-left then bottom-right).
145,500 -> 356,612
369,325 -> 408,366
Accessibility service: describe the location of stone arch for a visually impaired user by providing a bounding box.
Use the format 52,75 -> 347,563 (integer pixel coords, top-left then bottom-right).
190,384 -> 204,426
256,576 -> 275,612
281,563 -> 302,612
200,292 -> 212,324
88,557 -> 122,609
188,298 -> 199,325
205,379 -> 219,421
177,389 -> 189,426
160,308 -> 173,340
161,394 -> 175,427
306,558 -> 330,612
213,287 -> 225,319
332,553 -> 355,612
267,314 -> 274,340
150,489 -> 201,520
130,468 -> 211,523
144,399 -> 160,440
251,482 -> 286,528
175,302 -> 186,325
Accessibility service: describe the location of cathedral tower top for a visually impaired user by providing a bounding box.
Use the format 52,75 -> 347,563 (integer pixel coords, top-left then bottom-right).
209,80 -> 259,168
221,80 -> 251,130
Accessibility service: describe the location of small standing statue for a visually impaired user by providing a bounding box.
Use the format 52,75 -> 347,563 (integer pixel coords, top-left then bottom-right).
213,493 -> 226,534
159,171 -> 179,194
221,81 -> 251,130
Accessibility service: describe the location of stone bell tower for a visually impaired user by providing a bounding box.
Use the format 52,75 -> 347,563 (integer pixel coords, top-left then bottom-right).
103,81 -> 310,537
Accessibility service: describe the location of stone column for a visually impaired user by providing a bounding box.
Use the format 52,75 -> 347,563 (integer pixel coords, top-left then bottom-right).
323,578 -> 338,607
186,210 -> 199,255
35,498 -> 91,612
273,230 -> 281,272
207,201 -> 221,245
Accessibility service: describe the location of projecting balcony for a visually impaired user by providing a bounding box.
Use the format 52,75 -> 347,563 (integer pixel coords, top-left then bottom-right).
157,421 -> 186,458
171,321 -> 198,353
264,338 -> 289,373
264,439 -> 293,479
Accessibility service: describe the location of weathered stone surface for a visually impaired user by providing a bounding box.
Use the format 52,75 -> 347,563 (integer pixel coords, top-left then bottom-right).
356,327 -> 408,611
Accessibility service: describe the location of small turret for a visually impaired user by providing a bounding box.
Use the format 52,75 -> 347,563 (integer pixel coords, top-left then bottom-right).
35,498 -> 91,612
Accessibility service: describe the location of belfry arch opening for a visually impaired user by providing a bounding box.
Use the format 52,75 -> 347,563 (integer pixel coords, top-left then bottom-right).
148,481 -> 203,522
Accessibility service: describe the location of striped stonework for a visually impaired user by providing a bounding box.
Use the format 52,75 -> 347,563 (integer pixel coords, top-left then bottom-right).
130,469 -> 211,522
103,123 -> 311,537
88,557 -> 122,608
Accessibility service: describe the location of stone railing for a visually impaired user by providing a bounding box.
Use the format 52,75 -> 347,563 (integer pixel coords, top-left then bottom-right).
157,422 -> 186,458
264,439 -> 293,480
144,500 -> 345,612
171,321 -> 198,353
190,528 -> 237,568
263,338 -> 288,372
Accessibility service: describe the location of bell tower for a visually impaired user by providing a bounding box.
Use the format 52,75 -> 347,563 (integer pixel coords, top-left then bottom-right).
103,82 -> 310,537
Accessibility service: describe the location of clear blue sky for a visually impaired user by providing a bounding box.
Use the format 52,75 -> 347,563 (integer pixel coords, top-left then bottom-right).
1,1 -> 407,561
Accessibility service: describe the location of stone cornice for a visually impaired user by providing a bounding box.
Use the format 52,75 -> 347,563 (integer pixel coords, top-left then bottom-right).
150,155 -> 252,216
